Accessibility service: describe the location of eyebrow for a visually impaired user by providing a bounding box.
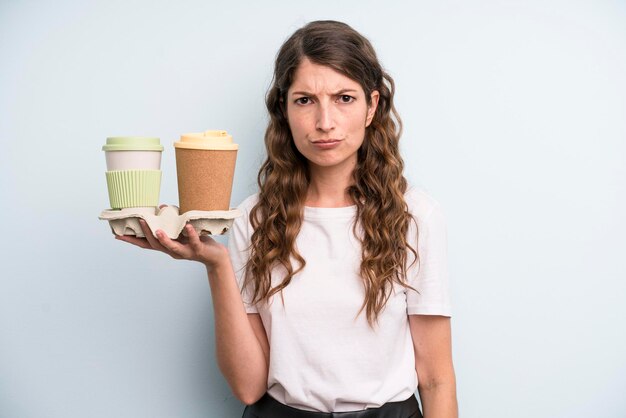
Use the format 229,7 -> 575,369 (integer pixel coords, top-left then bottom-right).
290,88 -> 359,97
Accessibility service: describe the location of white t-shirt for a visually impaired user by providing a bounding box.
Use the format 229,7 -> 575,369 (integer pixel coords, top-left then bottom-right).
227,187 -> 452,412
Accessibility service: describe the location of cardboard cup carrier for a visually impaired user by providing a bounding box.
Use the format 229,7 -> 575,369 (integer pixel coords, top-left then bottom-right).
174,130 -> 238,213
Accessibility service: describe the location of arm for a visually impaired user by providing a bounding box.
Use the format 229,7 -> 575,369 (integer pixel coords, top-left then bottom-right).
409,314 -> 458,418
206,261 -> 270,404
116,220 -> 269,404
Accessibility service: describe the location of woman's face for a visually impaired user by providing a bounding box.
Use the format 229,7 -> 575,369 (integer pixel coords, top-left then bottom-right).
286,58 -> 379,173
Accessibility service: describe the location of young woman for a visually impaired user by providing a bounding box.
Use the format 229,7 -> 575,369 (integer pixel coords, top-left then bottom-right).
118,20 -> 457,418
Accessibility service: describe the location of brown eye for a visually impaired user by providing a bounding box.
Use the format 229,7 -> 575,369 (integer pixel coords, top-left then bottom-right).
339,95 -> 355,103
295,97 -> 310,105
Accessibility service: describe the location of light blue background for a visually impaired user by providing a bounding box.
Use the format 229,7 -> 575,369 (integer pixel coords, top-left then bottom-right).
1,1 -> 625,417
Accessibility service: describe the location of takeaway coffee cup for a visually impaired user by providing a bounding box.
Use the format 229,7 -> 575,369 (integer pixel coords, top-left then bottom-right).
102,137 -> 164,209
173,130 -> 238,213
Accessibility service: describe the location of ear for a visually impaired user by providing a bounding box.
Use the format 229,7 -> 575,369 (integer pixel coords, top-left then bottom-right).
365,90 -> 380,127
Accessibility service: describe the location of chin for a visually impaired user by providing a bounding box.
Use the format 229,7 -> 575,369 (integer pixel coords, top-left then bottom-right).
307,156 -> 353,169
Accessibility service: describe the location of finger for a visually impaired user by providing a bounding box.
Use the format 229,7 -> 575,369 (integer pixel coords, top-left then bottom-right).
186,223 -> 215,246
115,234 -> 154,250
159,204 -> 168,209
186,224 -> 217,261
139,219 -> 167,251
154,228 -> 191,258
185,223 -> 205,253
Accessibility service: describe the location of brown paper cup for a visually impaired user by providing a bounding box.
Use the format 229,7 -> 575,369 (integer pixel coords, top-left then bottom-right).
175,148 -> 237,213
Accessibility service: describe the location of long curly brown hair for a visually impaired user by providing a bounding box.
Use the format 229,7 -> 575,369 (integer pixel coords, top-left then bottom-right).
244,20 -> 418,326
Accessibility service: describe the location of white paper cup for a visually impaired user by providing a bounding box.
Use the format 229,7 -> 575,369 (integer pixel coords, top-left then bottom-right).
105,150 -> 162,170
102,137 -> 164,209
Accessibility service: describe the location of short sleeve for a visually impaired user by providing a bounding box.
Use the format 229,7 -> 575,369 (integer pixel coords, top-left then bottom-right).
227,195 -> 259,314
406,202 -> 452,316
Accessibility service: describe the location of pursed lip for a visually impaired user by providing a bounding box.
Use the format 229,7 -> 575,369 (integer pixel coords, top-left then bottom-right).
311,139 -> 342,150
311,138 -> 342,143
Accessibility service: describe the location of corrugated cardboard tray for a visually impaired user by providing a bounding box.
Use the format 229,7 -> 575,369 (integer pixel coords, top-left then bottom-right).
99,205 -> 241,238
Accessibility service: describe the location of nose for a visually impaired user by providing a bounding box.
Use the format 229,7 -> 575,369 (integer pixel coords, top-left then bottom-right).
315,102 -> 335,132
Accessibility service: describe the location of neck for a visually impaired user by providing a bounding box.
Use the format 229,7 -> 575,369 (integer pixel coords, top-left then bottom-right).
306,162 -> 355,207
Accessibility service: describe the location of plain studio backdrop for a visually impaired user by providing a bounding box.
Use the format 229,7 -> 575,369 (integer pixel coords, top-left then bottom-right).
1,1 -> 624,417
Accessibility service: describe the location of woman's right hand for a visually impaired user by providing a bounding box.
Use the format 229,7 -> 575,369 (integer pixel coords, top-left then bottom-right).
115,214 -> 230,271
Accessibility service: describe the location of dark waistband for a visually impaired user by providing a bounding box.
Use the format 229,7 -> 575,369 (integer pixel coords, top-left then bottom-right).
244,393 -> 422,418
